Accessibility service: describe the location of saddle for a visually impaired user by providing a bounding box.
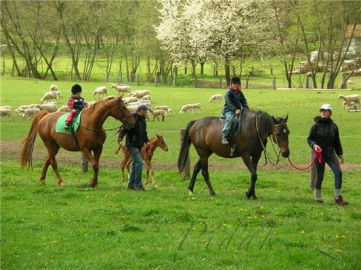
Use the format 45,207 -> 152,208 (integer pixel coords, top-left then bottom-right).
55,111 -> 82,134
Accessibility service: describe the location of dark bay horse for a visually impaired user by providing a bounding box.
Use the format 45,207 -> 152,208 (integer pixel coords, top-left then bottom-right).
177,110 -> 290,198
20,97 -> 134,187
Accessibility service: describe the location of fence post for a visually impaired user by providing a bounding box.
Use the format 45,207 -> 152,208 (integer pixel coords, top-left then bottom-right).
81,153 -> 88,173
136,74 -> 140,86
245,75 -> 249,89
118,71 -> 122,84
341,73 -> 347,89
270,65 -> 273,75
305,74 -> 310,88
180,129 -> 190,180
219,78 -> 222,88
272,76 -> 276,90
155,75 -> 158,87
194,75 -> 198,88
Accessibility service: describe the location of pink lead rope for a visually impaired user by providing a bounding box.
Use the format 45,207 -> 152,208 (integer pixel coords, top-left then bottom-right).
288,148 -> 322,171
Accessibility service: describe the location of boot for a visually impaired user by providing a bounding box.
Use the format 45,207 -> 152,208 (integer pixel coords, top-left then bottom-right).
221,136 -> 229,144
314,189 -> 323,203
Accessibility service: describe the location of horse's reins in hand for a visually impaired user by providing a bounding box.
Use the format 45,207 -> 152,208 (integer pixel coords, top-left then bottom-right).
288,149 -> 322,171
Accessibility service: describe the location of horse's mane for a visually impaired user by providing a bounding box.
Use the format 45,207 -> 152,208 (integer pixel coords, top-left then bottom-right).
252,110 -> 274,137
87,97 -> 119,113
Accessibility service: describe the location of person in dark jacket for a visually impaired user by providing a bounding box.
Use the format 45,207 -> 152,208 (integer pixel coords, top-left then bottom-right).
221,76 -> 249,144
122,104 -> 150,191
307,104 -> 348,205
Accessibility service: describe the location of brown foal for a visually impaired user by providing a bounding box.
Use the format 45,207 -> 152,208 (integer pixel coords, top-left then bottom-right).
115,134 -> 168,187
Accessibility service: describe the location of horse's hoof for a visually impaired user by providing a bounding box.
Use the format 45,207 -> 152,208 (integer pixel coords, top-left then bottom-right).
188,190 -> 194,196
59,182 -> 66,187
210,193 -> 217,197
251,194 -> 258,200
244,192 -> 251,199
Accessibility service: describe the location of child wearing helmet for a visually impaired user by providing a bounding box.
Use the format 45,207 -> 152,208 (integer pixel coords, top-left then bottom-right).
307,104 -> 347,206
65,84 -> 88,128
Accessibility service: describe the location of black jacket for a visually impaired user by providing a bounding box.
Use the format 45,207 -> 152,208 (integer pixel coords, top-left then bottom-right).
124,113 -> 149,149
307,117 -> 343,157
222,89 -> 249,115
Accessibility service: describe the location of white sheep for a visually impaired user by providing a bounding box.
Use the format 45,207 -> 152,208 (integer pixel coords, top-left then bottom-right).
0,108 -> 14,120
20,108 -> 40,119
338,94 -> 360,110
209,94 -> 222,103
154,106 -> 173,114
15,104 -> 39,113
140,95 -> 151,101
50,84 -> 58,91
130,90 -> 150,99
112,84 -> 131,94
36,103 -> 57,113
57,105 -> 71,112
152,109 -> 166,121
93,86 -> 108,100
349,101 -> 360,111
41,91 -> 59,103
191,103 -> 202,111
0,106 -> 13,110
123,97 -> 138,104
180,103 -> 202,113
126,105 -> 138,114
127,101 -> 151,108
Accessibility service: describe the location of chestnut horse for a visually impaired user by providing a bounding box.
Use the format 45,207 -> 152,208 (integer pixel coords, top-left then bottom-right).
178,110 -> 290,198
115,134 -> 168,187
20,97 -> 134,187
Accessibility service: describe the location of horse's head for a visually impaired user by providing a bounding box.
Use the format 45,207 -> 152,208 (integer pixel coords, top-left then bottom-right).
271,114 -> 290,158
156,134 -> 168,151
111,97 -> 135,128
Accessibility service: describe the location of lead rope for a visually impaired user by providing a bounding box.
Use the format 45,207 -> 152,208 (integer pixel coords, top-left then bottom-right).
288,150 -> 322,170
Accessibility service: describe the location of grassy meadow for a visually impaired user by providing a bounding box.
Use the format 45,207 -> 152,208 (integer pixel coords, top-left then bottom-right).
1,76 -> 361,269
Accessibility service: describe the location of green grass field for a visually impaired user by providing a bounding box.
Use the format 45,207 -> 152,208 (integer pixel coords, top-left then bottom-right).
1,77 -> 361,269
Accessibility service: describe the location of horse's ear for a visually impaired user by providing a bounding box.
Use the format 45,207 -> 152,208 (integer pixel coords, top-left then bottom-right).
119,93 -> 124,98
284,114 -> 288,123
272,116 -> 277,123
156,133 -> 161,138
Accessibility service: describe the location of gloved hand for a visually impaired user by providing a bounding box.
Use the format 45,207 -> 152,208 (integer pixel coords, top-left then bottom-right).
313,144 -> 322,153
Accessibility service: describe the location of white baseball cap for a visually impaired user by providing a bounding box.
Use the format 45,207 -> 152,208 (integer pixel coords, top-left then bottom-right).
320,104 -> 333,111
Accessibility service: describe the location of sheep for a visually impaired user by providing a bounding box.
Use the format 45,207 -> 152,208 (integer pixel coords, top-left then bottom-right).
93,86 -> 108,100
103,95 -> 116,101
15,104 -> 39,113
338,94 -> 360,110
140,95 -> 151,101
112,84 -> 131,94
20,108 -> 40,119
130,90 -> 150,99
349,101 -> 360,111
0,106 -> 13,110
209,94 -> 222,103
123,97 -> 138,104
0,108 -> 14,120
180,103 -> 202,113
57,105 -> 71,112
152,109 -> 166,121
40,91 -> 60,103
127,101 -> 151,108
36,103 -> 57,112
50,84 -> 58,91
126,105 -> 138,114
155,106 -> 173,114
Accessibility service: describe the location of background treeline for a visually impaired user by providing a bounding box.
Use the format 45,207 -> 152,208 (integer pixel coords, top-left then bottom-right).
0,0 -> 360,89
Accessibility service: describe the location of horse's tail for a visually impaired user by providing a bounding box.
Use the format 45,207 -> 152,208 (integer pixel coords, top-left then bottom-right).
20,110 -> 48,169
177,120 -> 196,173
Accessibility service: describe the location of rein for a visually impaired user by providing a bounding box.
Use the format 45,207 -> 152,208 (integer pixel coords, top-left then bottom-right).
288,150 -> 322,170
255,114 -> 281,166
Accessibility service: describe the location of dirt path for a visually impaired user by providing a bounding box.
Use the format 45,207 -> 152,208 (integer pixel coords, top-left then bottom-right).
2,140 -> 361,172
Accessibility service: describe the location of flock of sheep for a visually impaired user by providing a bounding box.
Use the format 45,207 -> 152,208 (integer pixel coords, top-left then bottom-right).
2,85 -> 359,121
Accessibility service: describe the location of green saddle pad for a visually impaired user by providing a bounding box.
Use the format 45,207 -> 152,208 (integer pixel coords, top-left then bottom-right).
55,111 -> 82,134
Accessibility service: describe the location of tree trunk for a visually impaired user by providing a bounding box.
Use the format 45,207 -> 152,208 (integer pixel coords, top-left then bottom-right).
146,55 -> 151,83
224,57 -> 231,85
200,61 -> 205,75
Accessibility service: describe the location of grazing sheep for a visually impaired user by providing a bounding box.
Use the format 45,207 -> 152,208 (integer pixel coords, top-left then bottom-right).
155,106 -> 173,114
123,97 -> 138,104
0,108 -> 14,120
57,105 -> 71,112
209,94 -> 222,103
15,104 -> 39,113
112,84 -> 131,94
152,109 -> 166,121
40,91 -> 60,103
20,108 -> 40,119
93,86 -> 108,100
130,90 -> 150,99
180,103 -> 202,113
126,105 -> 138,114
338,94 -> 360,110
140,95 -> 151,101
349,101 -> 360,111
50,84 -> 58,91
36,103 -> 57,113
0,106 -> 13,110
127,101 -> 151,108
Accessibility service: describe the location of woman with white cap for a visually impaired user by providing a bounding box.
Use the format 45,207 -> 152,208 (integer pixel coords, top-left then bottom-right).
307,104 -> 348,205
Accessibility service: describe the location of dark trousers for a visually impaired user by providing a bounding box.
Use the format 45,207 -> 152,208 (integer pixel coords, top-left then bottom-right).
315,152 -> 342,190
128,147 -> 143,187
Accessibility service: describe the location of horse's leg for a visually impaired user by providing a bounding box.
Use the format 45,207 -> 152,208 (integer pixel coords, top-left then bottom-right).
200,157 -> 216,196
249,152 -> 262,200
40,154 -> 51,183
188,160 -> 202,195
81,147 -> 98,187
148,162 -> 157,187
47,145 -> 66,187
242,154 -> 257,199
120,158 -> 126,184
